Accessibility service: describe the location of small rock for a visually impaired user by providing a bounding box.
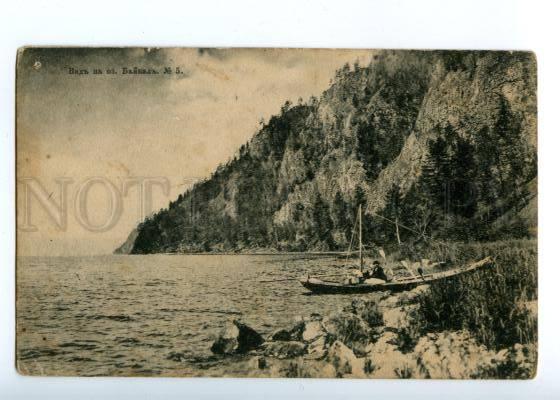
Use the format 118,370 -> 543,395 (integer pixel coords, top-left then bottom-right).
411,284 -> 430,297
302,320 -> 325,342
270,329 -> 292,341
210,320 -> 264,355
263,341 -> 307,359
270,321 -> 304,342
308,312 -> 323,321
412,330 -> 510,379
210,323 -> 239,355
396,285 -> 430,305
316,362 -> 337,378
366,331 -> 400,354
347,297 -> 384,328
305,335 -> 328,360
379,295 -> 400,308
383,303 -> 420,332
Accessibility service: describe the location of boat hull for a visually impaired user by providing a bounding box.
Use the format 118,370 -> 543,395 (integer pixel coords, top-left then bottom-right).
299,257 -> 494,294
299,278 -> 422,294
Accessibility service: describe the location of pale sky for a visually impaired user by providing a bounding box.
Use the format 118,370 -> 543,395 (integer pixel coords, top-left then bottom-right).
16,48 -> 374,256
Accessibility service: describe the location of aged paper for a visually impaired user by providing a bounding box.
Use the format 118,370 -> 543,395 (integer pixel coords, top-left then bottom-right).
16,48 -> 537,378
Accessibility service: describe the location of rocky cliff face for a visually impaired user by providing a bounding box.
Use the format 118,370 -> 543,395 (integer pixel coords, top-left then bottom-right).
114,228 -> 138,254
121,50 -> 537,254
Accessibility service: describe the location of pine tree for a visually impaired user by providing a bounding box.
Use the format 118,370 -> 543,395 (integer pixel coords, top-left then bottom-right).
332,191 -> 348,229
312,193 -> 334,248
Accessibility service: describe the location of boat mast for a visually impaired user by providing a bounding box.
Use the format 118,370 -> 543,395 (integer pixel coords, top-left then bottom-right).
359,204 -> 363,272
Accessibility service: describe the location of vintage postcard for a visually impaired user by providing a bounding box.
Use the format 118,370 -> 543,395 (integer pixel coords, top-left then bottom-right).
16,48 -> 537,378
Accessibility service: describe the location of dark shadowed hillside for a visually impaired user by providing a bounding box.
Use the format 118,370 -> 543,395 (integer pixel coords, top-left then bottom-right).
121,50 -> 537,254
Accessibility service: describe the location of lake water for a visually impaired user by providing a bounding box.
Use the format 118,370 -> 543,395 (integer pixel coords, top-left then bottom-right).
16,254 -> 359,376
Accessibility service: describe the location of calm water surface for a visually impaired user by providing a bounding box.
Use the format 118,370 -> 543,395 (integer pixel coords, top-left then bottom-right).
17,254 -> 358,376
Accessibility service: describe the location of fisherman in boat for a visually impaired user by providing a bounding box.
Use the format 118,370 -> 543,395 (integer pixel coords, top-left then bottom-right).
361,260 -> 394,283
371,260 -> 387,281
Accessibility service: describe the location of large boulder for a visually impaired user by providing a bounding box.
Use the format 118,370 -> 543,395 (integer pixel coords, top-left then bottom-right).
326,340 -> 365,378
381,303 -> 422,352
210,320 -> 264,355
364,331 -> 416,378
396,285 -> 430,305
413,331 -> 499,379
322,312 -> 371,356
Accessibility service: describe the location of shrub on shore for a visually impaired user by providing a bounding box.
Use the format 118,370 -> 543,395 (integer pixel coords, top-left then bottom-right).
408,239 -> 537,351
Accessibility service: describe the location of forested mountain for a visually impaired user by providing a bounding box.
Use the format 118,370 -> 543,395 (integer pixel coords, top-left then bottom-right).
119,50 -> 537,254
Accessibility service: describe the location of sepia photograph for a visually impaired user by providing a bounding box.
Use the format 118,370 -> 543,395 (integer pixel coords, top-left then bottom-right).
15,47 -> 537,379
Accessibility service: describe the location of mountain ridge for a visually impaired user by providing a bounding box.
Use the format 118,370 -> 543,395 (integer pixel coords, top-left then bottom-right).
119,50 -> 537,254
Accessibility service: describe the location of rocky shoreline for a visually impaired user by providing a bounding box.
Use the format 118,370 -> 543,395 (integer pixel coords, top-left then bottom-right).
207,286 -> 537,379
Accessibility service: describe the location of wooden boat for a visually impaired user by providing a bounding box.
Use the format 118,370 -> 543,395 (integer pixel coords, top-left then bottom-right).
299,204 -> 494,294
299,256 -> 494,294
